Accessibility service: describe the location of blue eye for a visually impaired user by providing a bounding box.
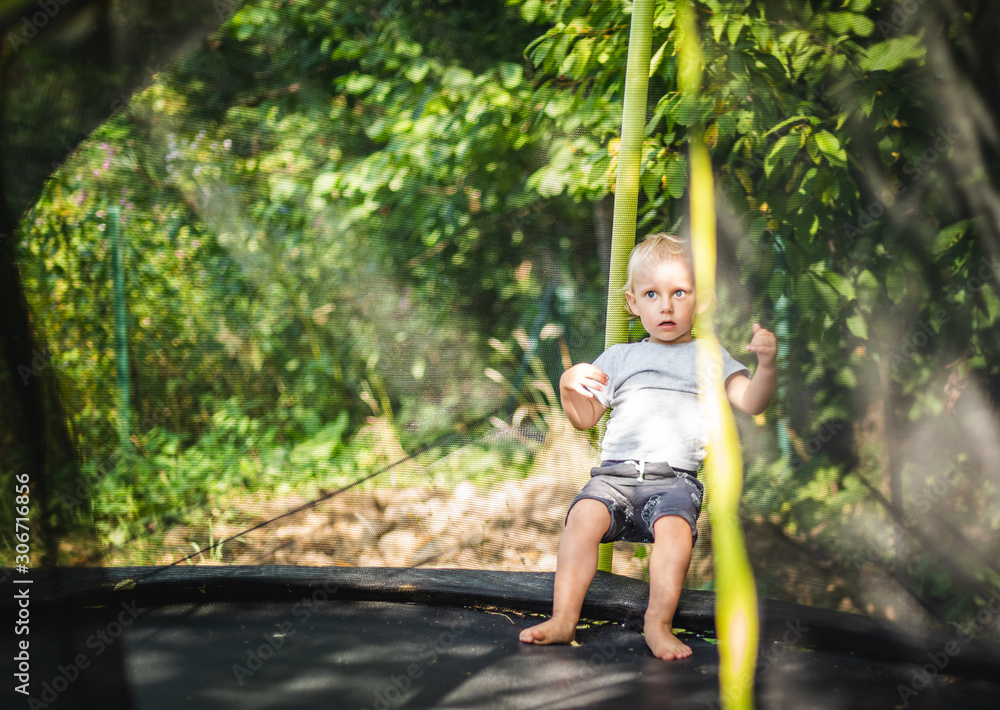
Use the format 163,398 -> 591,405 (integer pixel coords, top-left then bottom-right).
674,290 -> 686,298
644,291 -> 656,299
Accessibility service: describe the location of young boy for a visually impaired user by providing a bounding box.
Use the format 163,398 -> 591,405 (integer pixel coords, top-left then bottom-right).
519,233 -> 777,660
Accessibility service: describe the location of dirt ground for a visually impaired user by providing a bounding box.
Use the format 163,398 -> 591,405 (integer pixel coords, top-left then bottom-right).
155,473 -> 651,580
91,421 -> 707,587
139,424 -> 661,580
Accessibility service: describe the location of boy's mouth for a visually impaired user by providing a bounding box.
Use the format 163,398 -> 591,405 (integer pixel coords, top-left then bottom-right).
660,320 -> 675,327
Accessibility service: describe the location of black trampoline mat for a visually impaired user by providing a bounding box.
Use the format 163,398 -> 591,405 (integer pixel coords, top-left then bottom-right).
117,600 -> 998,710
5,568 -> 1000,710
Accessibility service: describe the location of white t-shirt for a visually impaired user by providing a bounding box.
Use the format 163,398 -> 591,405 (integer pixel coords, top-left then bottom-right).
588,339 -> 750,471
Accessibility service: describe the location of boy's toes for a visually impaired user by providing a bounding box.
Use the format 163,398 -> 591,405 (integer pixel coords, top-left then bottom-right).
518,627 -> 541,643
519,618 -> 575,645
656,642 -> 692,660
644,619 -> 692,660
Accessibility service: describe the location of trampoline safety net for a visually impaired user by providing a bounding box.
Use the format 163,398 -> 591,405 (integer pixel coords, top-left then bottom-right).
2,1 -> 1000,709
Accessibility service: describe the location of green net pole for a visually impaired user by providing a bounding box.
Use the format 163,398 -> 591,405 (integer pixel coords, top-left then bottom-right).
598,0 -> 655,574
677,1 -> 759,708
110,205 -> 132,454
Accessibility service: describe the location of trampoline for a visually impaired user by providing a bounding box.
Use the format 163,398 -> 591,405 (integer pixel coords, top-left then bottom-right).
4,1 -> 1000,709
5,566 -> 1000,709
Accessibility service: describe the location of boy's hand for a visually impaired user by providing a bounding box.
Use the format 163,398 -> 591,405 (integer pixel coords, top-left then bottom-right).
560,363 -> 609,399
559,363 -> 608,430
727,323 -> 778,415
746,323 -> 777,368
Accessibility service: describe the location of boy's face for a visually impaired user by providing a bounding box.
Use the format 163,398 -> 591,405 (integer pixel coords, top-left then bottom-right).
625,257 -> 696,345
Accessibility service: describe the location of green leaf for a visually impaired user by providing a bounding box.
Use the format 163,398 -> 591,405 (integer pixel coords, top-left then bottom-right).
763,115 -> 812,137
649,40 -> 668,78
836,368 -> 858,388
846,313 -> 868,339
404,59 -> 430,83
932,219 -> 972,256
715,112 -> 736,142
823,270 -> 855,300
736,110 -> 757,134
498,62 -> 522,89
544,93 -> 573,118
641,169 -> 661,201
675,96 -> 701,126
805,135 -> 819,164
726,16 -> 747,45
764,134 -> 802,177
812,130 -> 847,165
784,241 -> 807,274
521,0 -> 541,23
812,277 -> 838,314
860,35 -> 926,73
857,268 -> 878,291
664,157 -> 688,199
856,269 -> 879,311
979,282 -> 1000,321
886,263 -> 907,303
312,172 -> 338,196
343,73 -> 376,94
826,12 -> 874,37
747,214 -> 767,242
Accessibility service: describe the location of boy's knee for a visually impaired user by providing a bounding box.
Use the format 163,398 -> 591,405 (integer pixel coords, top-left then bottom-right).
566,499 -> 611,533
652,514 -> 692,540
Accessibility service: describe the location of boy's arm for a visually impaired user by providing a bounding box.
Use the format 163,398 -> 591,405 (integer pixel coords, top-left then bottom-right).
725,323 -> 777,416
559,363 -> 609,430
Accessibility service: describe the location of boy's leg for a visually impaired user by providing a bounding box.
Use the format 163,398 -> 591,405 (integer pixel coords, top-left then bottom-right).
645,514 -> 694,660
519,498 -> 610,644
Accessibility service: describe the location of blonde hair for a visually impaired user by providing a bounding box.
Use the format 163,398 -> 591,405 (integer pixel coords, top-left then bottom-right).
621,232 -> 693,306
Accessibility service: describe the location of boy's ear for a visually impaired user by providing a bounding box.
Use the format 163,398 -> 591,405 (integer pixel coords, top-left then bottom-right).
623,290 -> 638,316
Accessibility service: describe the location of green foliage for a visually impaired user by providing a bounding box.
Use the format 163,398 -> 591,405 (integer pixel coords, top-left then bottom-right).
522,0 -> 999,629
12,0 -> 597,561
7,0 -> 1000,637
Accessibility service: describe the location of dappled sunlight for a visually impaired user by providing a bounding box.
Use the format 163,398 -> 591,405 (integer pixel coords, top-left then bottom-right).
4,0 -> 1000,680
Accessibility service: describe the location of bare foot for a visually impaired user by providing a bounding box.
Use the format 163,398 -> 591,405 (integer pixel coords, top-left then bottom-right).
519,616 -> 577,645
644,616 -> 692,660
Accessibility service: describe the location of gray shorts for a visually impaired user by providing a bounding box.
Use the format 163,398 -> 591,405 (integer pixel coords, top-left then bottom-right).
568,461 -> 704,545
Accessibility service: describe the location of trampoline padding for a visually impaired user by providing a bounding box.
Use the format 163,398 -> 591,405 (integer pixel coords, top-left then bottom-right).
4,566 -> 1000,709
